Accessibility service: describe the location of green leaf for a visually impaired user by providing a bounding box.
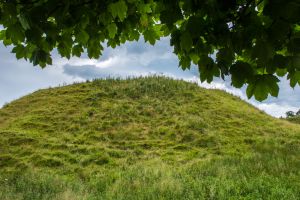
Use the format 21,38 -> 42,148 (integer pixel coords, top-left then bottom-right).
186,16 -> 204,38
230,61 -> 254,88
30,49 -> 48,67
11,45 -> 26,59
0,30 -> 5,40
6,23 -> 25,43
276,68 -> 287,77
80,15 -> 89,28
137,3 -> 152,13
180,32 -> 192,52
254,83 -> 269,101
160,5 -> 182,28
265,75 -> 280,97
198,56 -> 219,83
129,30 -> 140,41
272,55 -> 288,69
246,75 -> 280,101
18,14 -> 30,30
288,71 -> 300,88
140,14 -> 148,27
252,41 -> 275,66
288,38 -> 300,54
46,56 -> 52,65
179,56 -> 191,70
217,48 -> 235,77
88,40 -> 102,59
72,44 -> 84,57
217,48 -> 234,67
25,27 -> 42,43
107,23 -> 117,38
246,83 -> 255,99
144,28 -> 159,45
189,52 -> 200,65
58,41 -> 71,59
109,0 -> 128,21
76,30 -> 89,44
289,56 -> 300,70
266,54 -> 288,74
107,39 -> 117,48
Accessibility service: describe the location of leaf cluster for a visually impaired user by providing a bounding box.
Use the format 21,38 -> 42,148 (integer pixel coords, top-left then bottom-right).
1,0 -> 300,100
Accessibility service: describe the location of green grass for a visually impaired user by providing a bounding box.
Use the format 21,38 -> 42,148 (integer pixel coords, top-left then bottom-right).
0,76 -> 300,199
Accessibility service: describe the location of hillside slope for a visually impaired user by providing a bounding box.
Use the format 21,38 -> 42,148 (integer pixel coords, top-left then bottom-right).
1,76 -> 300,200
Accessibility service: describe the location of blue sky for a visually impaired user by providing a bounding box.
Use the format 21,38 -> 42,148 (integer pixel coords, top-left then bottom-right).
0,37 -> 300,117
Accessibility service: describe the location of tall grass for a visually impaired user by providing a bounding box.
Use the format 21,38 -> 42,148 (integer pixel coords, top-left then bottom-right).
1,151 -> 300,200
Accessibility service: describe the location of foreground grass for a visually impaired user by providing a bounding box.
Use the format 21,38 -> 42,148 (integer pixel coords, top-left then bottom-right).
1,149 -> 300,200
0,76 -> 300,199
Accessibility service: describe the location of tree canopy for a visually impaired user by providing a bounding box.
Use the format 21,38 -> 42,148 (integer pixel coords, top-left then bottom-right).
0,0 -> 300,101
286,109 -> 300,118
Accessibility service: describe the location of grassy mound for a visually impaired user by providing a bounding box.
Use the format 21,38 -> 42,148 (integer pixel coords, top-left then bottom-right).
0,76 -> 300,199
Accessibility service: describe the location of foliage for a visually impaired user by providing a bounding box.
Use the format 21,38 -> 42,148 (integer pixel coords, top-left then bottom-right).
1,0 -> 300,100
287,116 -> 300,124
285,109 -> 300,124
286,110 -> 297,118
286,109 -> 300,118
1,77 -> 300,199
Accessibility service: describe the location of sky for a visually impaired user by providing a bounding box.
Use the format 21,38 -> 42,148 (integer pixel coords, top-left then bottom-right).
0,37 -> 300,118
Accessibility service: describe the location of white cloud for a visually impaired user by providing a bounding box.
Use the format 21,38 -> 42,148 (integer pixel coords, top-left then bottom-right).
0,45 -> 83,107
185,76 -> 244,97
251,102 -> 298,118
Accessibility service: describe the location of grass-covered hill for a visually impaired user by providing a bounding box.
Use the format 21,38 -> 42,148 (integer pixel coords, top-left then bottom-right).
1,76 -> 300,200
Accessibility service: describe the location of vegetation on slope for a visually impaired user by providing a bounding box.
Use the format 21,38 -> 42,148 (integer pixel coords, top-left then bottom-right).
285,110 -> 300,125
0,76 -> 300,199
287,117 -> 300,125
